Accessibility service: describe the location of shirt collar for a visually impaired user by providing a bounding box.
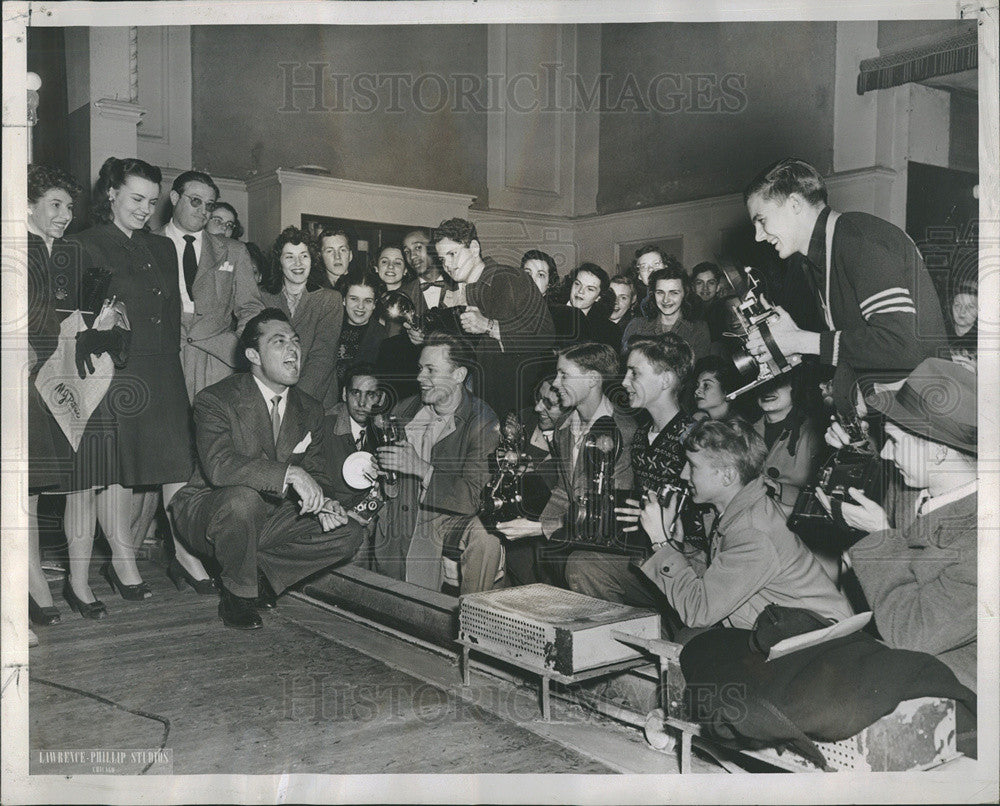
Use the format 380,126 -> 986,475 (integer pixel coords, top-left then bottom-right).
561,395 -> 614,433
349,416 -> 364,441
805,206 -> 831,269
916,479 -> 978,517
251,374 -> 287,408
165,219 -> 202,246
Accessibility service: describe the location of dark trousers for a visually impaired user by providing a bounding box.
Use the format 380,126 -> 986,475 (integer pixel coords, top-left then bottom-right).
564,550 -> 683,638
171,486 -> 362,598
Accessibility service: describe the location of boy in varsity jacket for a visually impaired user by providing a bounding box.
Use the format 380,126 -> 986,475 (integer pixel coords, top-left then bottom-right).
742,158 -> 948,413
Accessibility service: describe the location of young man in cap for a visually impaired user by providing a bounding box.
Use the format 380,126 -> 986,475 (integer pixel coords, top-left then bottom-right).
817,357 -> 977,692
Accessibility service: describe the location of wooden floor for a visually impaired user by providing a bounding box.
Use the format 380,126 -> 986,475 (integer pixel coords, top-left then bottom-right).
28,564 -> 713,776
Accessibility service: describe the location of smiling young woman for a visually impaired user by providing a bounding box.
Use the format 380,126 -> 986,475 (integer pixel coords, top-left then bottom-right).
60,157 -> 196,613
621,265 -> 711,361
259,226 -> 343,412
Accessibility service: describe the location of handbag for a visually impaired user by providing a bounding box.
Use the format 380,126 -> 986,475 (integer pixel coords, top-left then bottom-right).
34,298 -> 130,451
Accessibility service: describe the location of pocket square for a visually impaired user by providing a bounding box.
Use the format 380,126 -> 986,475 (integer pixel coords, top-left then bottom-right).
217,261 -> 234,273
292,432 -> 312,453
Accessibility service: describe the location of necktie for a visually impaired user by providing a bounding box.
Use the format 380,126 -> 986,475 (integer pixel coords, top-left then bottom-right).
270,395 -> 282,446
356,427 -> 366,450
420,280 -> 446,291
182,234 -> 197,298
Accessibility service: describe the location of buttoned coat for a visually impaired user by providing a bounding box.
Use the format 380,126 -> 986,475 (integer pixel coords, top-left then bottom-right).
169,371 -> 361,596
66,223 -> 193,486
848,491 -> 977,692
640,477 -> 853,630
172,371 -> 332,500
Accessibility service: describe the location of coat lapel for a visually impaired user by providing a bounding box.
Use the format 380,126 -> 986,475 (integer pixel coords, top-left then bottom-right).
235,373 -> 277,460
192,232 -> 219,301
276,387 -> 307,462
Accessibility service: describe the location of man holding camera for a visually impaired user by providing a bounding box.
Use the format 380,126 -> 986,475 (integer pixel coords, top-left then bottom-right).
372,332 -> 503,594
638,418 -> 852,632
743,158 -> 947,413
816,358 -> 977,692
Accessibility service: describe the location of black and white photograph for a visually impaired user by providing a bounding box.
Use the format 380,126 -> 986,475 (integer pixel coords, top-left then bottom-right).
2,1 -> 997,803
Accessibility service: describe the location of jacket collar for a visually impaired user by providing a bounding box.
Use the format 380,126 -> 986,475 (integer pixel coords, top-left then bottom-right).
717,476 -> 768,534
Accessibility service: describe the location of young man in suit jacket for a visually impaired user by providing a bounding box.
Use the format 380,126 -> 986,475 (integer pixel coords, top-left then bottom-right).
170,309 -> 363,630
157,170 -> 263,401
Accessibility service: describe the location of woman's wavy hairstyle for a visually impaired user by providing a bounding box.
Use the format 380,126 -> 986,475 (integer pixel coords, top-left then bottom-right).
28,163 -> 83,204
643,264 -> 696,321
91,157 -> 162,226
263,226 -> 321,294
553,262 -> 614,319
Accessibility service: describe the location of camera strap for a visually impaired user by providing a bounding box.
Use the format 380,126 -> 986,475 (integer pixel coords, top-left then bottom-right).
821,210 -> 841,330
756,320 -> 790,370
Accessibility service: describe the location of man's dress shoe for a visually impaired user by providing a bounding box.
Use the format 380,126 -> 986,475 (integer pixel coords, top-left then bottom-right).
255,568 -> 277,610
219,587 -> 262,630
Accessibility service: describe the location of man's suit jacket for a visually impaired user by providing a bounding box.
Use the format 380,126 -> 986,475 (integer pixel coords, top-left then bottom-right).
261,286 -> 343,411
848,490 -> 977,692
171,372 -> 331,513
372,389 -> 500,580
540,402 -> 637,540
320,400 -> 368,508
399,275 -> 456,320
155,226 -> 263,367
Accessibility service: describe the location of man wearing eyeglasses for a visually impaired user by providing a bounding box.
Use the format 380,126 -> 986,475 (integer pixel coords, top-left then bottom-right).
157,170 -> 263,401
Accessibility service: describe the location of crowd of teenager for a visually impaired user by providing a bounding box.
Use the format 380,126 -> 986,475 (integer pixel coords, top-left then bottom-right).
25,157 -> 979,750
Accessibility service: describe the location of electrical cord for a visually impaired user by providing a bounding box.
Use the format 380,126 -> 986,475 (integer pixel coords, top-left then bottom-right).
30,676 -> 170,774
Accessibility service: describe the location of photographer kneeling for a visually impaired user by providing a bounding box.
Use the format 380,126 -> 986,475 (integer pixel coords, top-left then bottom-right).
638,418 -> 852,637
816,358 -> 977,693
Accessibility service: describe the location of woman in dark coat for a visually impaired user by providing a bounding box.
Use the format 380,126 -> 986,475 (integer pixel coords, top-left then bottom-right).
260,226 -> 343,412
26,163 -> 84,626
549,262 -> 622,351
62,157 -> 194,615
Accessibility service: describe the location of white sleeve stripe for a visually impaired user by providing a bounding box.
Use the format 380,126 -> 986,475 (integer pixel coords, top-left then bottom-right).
862,305 -> 917,320
832,331 -> 840,365
860,287 -> 911,308
860,294 -> 914,315
865,301 -> 917,314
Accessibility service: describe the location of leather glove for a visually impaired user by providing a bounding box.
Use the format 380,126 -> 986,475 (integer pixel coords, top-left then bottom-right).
75,326 -> 131,379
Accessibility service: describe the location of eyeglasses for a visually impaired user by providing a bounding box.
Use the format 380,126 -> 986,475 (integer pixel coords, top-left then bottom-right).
181,193 -> 215,211
209,215 -> 236,232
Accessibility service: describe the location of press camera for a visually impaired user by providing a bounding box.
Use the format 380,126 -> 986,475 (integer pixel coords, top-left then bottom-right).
788,413 -> 884,548
725,267 -> 801,400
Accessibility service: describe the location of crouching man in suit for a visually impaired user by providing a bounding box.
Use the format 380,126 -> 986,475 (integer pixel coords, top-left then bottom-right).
170,308 -> 363,629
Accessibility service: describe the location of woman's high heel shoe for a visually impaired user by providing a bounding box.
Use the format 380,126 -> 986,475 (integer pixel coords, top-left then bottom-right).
100,562 -> 152,601
167,558 -> 218,595
28,595 -> 61,626
62,580 -> 108,620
